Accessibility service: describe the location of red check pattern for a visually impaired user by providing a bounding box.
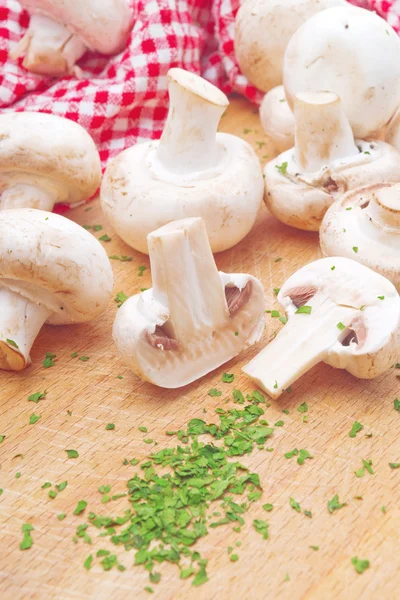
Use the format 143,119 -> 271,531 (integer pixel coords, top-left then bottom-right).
0,0 -> 397,172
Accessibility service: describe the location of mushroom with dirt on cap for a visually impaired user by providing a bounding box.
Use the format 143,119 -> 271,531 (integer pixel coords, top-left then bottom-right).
0,208 -> 114,371
259,86 -> 295,153
113,217 -> 265,388
234,0 -> 344,93
12,0 -> 133,76
0,112 -> 101,211
264,91 -> 400,231
242,257 -> 400,398
100,68 -> 264,255
284,5 -> 400,139
320,183 -> 400,291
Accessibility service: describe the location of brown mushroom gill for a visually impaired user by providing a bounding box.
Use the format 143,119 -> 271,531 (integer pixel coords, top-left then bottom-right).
341,316 -> 367,348
285,285 -> 317,308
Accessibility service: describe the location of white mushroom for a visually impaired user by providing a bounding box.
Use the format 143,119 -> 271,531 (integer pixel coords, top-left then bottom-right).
234,0 -> 344,92
264,91 -> 400,231
320,183 -> 400,291
12,0 -> 133,76
0,208 -> 114,371
101,68 -> 263,255
113,217 -> 265,388
385,105 -> 400,152
0,112 -> 101,211
284,5 -> 400,138
242,257 -> 400,398
259,86 -> 295,153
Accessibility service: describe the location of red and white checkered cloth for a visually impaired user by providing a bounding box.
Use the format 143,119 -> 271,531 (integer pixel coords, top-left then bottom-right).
0,0 -> 398,170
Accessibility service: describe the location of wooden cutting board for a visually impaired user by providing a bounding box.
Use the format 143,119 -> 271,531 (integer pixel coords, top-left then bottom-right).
1,96 -> 400,600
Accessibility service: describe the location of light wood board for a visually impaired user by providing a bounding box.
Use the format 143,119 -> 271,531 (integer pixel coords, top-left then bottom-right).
1,96 -> 400,600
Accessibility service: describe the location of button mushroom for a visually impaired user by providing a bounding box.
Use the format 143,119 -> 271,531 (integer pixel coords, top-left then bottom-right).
235,0 -> 344,92
320,183 -> 400,291
113,217 -> 265,388
259,86 -> 295,153
12,0 -> 133,76
0,208 -> 114,371
284,5 -> 400,139
0,112 -> 101,211
101,68 -> 263,255
242,257 -> 400,398
264,91 -> 400,231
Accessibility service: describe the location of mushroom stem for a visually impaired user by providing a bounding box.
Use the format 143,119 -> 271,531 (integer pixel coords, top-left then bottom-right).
243,303 -> 355,397
156,69 -> 229,175
0,287 -> 51,371
294,91 -> 359,173
366,185 -> 400,228
147,218 -> 228,342
11,14 -> 86,76
0,183 -> 57,211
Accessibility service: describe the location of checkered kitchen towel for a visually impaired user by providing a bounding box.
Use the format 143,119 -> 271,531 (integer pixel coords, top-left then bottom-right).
0,0 -> 398,169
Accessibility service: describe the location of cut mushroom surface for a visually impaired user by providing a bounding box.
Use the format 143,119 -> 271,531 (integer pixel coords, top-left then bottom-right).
113,217 -> 265,388
0,209 -> 114,371
320,183 -> 400,291
0,112 -> 101,211
264,91 -> 400,231
259,86 -> 295,153
234,0 -> 344,92
284,5 -> 400,138
242,257 -> 400,398
12,0 -> 133,76
101,68 -> 263,255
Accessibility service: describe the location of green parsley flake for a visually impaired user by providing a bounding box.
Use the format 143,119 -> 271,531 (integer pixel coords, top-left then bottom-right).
297,402 -> 308,413
138,266 -> 147,277
276,162 -> 288,175
6,338 -> 18,348
222,373 -> 235,383
389,463 -> 400,469
394,398 -> 400,411
230,553 -> 239,562
41,482 -> 51,489
262,503 -> 273,512
349,421 -> 364,438
351,557 -> 370,574
93,225 -> 103,231
285,448 -> 299,459
106,423 -> 115,430
66,449 -> 79,459
138,426 -> 148,433
48,490 -> 57,499
0,435 -> 5,443
115,292 -> 128,306
29,414 -> 41,425
109,255 -> 132,262
20,523 -> 34,550
42,352 -> 56,368
310,545 -> 319,551
56,481 -> 68,492
377,296 -> 385,300
79,356 -> 89,362
15,472 -> 21,479
57,513 -> 67,521
273,287 -> 281,295
99,234 -> 111,242
28,390 -> 47,403
290,497 -> 301,512
352,246 -> 359,253
84,555 -> 93,570
73,500 -> 87,515
337,322 -> 346,331
208,388 -> 222,397
295,305 -> 312,315
144,586 -> 154,594
253,519 -> 269,539
274,420 -> 284,427
71,352 -> 78,358
297,449 -> 312,465
328,494 -> 346,513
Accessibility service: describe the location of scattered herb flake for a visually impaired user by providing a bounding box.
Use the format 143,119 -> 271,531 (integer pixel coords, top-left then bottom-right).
297,402 -> 308,413
57,513 -> 67,521
84,554 -> 93,570
106,423 -> 115,430
295,306 -> 312,314
276,162 -> 288,175
349,421 -> 364,438
66,449 -> 79,459
253,519 -> 269,539
290,497 -> 301,512
138,266 -> 147,277
74,500 -> 87,515
310,545 -> 319,551
389,463 -> 400,469
42,352 -> 56,368
352,246 -> 359,253
28,391 -> 47,403
394,398 -> 400,411
109,255 -> 132,262
208,388 -> 222,397
6,338 -> 18,348
29,414 -> 41,425
328,494 -> 346,514
351,557 -> 370,574
115,292 -> 128,306
99,234 -> 111,242
20,524 -> 34,550
337,322 -> 345,331
222,373 -> 235,383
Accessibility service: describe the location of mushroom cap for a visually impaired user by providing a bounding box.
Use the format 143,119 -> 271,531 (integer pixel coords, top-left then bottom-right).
0,208 -> 114,325
259,86 -> 295,152
100,133 -> 263,254
284,5 -> 400,138
0,112 -> 101,206
234,0 -> 344,92
385,105 -> 400,152
264,141 -> 400,231
320,184 -> 400,291
19,0 -> 133,55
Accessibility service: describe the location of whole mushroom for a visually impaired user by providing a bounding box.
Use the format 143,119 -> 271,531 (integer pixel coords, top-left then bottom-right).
284,5 -> 400,138
12,0 -> 133,76
243,257 -> 400,398
264,91 -> 400,231
101,68 -> 264,255
259,86 -> 295,153
113,217 -> 265,388
320,183 -> 400,291
235,0 -> 344,92
0,112 -> 101,211
0,209 -> 114,371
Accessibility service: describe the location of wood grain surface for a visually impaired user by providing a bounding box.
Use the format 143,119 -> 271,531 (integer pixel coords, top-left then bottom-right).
1,97 -> 400,600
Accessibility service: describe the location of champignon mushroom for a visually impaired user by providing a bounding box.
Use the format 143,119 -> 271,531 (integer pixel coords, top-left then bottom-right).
101,68 -> 263,255
235,0 -> 344,92
284,5 -> 400,138
113,217 -> 265,388
385,105 -> 400,152
242,257 -> 400,398
259,86 -> 295,153
320,183 -> 400,290
12,0 -> 133,76
264,91 -> 400,231
0,208 -> 113,371
0,112 -> 101,211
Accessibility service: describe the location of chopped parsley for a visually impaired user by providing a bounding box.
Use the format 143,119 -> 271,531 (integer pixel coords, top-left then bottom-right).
262,504 -> 273,512
351,557 -> 370,574
394,398 -> 400,411
290,498 -> 301,512
115,292 -> 128,307
105,423 -> 115,430
42,352 -> 56,368
377,296 -> 385,300
310,545 -> 319,551
297,402 -> 308,413
337,322 -> 345,331
109,255 -> 132,262
79,356 -> 89,362
389,463 -> 400,469
73,500 -> 87,515
29,414 -> 41,425
352,246 -> 359,253
93,225 -> 103,231
276,162 -> 288,175
56,481 -> 68,492
327,494 -> 346,513
66,449 -> 79,459
138,426 -> 148,433
208,388 -> 222,397
99,234 -> 111,242
20,523 -> 34,550
0,435 -> 5,444
222,373 -> 235,383
6,338 -> 18,348
295,306 -> 312,314
138,266 -> 147,277
28,390 -> 47,403
253,519 -> 269,539
349,421 -> 364,438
